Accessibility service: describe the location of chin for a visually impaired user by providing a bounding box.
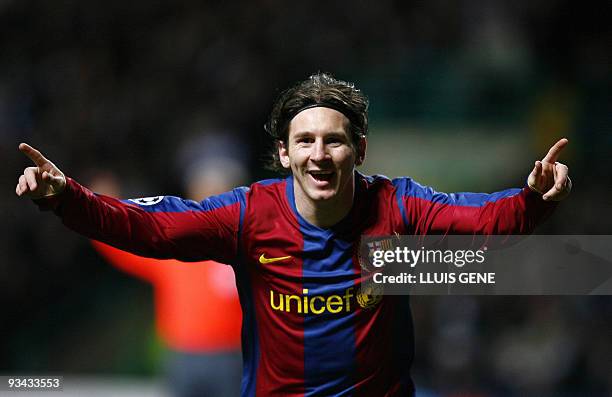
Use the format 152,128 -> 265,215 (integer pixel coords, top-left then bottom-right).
307,189 -> 337,202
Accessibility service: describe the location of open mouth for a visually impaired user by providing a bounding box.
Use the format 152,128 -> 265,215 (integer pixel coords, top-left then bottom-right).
308,170 -> 335,183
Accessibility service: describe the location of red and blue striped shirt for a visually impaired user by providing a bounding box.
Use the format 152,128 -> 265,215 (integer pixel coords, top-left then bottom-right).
42,172 -> 555,396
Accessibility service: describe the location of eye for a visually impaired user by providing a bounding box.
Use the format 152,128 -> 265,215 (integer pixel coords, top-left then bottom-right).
296,137 -> 314,144
325,136 -> 345,146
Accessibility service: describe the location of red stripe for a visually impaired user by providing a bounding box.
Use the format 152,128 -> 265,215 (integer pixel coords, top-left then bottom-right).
60,179 -> 241,262
404,188 -> 554,235
351,180 -> 409,395
243,180 -> 306,396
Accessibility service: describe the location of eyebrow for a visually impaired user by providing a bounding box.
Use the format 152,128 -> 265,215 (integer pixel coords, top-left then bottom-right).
291,131 -> 348,140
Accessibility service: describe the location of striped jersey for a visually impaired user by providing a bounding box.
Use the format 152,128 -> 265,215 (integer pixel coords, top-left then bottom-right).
42,172 -> 555,396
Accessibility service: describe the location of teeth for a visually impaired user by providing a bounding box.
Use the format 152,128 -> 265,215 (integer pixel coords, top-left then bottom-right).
309,170 -> 332,175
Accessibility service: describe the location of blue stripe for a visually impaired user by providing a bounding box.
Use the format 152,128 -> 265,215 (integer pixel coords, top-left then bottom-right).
207,188 -> 249,210
234,187 -> 249,230
235,261 -> 259,397
234,261 -> 260,397
123,188 -> 248,213
286,176 -> 358,397
255,177 -> 284,187
230,187 -> 259,397
392,179 -> 410,230
393,177 -> 521,207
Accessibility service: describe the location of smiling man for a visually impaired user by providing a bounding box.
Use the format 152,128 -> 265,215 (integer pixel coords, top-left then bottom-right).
278,106 -> 365,227
16,72 -> 571,396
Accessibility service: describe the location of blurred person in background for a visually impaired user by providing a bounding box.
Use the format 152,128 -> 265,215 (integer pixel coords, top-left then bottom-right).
88,133 -> 247,397
489,297 -> 577,396
14,73 -> 572,396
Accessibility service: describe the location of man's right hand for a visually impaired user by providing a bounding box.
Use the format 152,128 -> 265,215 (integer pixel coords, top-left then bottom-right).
16,143 -> 66,199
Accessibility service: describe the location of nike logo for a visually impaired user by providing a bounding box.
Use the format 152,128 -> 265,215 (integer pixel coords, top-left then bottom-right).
259,254 -> 292,264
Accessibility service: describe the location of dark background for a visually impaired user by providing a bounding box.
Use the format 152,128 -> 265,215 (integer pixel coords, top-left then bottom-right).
1,1 -> 611,395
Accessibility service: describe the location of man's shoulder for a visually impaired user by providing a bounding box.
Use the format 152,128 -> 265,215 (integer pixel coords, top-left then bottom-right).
358,172 -> 392,185
358,173 -> 420,191
242,176 -> 289,204
357,174 -> 437,203
246,177 -> 288,196
250,177 -> 287,189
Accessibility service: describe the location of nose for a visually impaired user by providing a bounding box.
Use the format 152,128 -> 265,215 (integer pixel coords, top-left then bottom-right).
310,139 -> 328,162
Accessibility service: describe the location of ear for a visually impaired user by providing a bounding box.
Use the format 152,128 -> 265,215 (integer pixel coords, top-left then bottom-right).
278,141 -> 291,169
355,136 -> 367,166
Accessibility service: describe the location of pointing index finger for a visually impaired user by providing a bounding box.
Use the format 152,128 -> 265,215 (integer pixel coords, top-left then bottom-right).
19,143 -> 49,167
542,138 -> 568,164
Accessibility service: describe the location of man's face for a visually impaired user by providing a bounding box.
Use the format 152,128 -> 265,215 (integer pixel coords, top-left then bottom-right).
279,107 -> 365,207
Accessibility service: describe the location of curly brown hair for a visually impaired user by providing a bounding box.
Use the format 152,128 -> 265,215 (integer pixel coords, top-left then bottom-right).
264,72 -> 369,173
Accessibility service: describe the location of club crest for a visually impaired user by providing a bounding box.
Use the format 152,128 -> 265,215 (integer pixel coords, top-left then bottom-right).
358,237 -> 395,271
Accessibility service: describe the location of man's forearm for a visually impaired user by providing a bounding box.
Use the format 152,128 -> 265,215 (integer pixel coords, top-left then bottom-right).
36,177 -> 179,259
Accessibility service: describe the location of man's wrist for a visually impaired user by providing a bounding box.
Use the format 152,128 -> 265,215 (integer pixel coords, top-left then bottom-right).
33,177 -> 73,211
527,183 -> 544,195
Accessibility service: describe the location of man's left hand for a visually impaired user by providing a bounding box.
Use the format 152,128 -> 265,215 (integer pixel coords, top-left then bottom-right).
527,138 -> 572,201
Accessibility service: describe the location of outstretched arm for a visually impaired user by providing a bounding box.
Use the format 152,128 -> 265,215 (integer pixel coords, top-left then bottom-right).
396,139 -> 571,235
16,143 -> 244,263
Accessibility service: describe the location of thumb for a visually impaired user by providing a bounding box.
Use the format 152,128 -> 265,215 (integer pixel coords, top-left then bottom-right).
527,161 -> 543,194
528,161 -> 542,180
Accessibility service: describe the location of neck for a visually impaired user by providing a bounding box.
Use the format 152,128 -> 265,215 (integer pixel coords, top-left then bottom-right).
294,177 -> 355,229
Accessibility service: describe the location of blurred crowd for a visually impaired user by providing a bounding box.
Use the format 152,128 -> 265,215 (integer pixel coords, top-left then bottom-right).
1,1 -> 610,395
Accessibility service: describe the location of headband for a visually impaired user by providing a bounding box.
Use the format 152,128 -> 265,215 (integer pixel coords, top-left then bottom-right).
265,101 -> 365,140
287,102 -> 362,131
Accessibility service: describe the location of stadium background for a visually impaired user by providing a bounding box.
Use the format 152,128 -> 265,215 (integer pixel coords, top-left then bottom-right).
1,1 -> 611,395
